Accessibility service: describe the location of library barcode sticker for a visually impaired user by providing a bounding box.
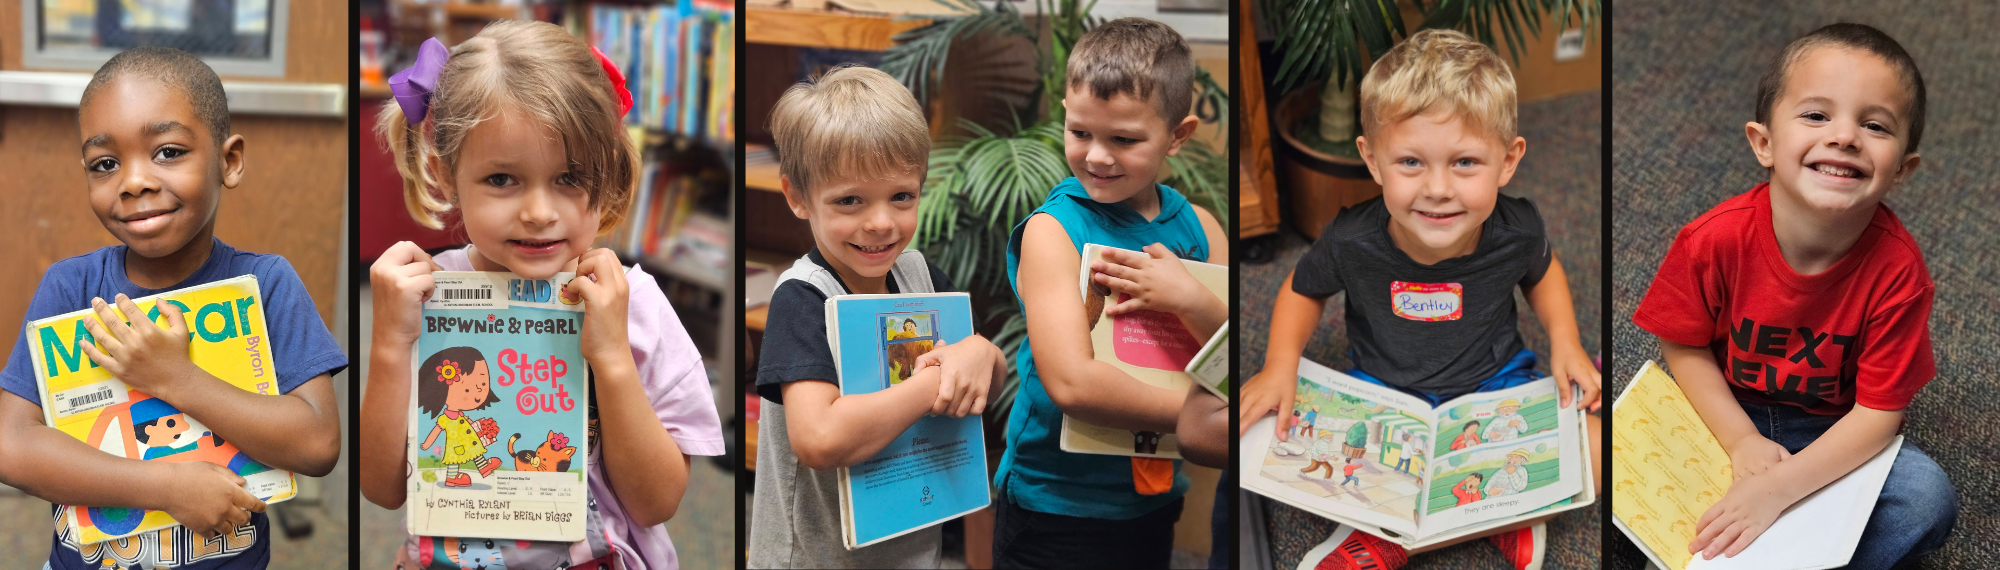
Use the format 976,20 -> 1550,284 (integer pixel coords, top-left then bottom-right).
427,275 -> 505,309
51,380 -> 130,420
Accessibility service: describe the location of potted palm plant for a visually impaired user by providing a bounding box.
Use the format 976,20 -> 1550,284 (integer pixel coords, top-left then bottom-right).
1258,0 -> 1598,238
879,0 -> 1231,431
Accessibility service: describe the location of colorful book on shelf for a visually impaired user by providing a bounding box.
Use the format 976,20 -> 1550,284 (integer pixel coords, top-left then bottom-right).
405,272 -> 591,542
1240,357 -> 1594,547
27,276 -> 297,544
824,293 -> 989,549
1057,244 -> 1228,458
1612,361 -> 1895,570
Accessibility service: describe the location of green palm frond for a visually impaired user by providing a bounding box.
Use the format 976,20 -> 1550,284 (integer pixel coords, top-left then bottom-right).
1264,0 -> 1407,94
881,0 -> 1037,106
1163,137 -> 1229,230
1263,0 -> 1602,95
916,119 -> 1066,294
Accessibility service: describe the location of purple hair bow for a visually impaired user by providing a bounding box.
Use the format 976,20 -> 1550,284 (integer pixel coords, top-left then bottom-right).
389,37 -> 449,124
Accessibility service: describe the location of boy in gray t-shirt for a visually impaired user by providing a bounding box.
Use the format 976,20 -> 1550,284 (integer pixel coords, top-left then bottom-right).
747,66 -> 1006,568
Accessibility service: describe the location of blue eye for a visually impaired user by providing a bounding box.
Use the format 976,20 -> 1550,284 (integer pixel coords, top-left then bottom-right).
1397,157 -> 1420,168
1454,158 -> 1478,168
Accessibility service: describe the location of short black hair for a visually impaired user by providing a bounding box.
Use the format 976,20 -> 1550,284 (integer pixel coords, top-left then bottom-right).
81,46 -> 231,145
1756,23 -> 1925,152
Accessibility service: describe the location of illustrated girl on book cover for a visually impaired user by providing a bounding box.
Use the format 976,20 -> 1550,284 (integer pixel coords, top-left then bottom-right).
417,347 -> 503,487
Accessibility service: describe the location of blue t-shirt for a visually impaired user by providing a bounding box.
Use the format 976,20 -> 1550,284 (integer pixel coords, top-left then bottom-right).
997,177 -> 1211,520
1,238 -> 347,569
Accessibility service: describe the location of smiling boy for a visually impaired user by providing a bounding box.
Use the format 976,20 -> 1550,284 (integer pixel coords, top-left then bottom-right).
999,17 -> 1229,569
748,65 -> 1006,568
1236,29 -> 1601,570
0,47 -> 345,569
1635,23 -> 1955,565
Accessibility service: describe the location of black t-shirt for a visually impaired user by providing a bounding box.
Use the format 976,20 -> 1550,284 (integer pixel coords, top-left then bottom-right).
755,248 -> 956,404
1291,195 -> 1552,395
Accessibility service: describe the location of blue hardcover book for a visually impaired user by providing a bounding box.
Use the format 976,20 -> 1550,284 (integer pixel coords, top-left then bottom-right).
824,293 -> 990,549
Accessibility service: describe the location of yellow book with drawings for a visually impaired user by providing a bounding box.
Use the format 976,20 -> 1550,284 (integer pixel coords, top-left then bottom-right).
26,275 -> 296,545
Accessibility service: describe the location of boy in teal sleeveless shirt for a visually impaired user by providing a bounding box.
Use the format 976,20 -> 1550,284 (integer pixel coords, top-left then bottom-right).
999,18 -> 1229,568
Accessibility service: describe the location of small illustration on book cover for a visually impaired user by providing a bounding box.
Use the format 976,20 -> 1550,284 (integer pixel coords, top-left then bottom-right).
879,311 -> 938,388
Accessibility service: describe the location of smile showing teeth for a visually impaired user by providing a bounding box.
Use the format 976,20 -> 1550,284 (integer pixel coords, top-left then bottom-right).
1417,210 -> 1460,219
852,243 -> 893,254
1812,163 -> 1863,179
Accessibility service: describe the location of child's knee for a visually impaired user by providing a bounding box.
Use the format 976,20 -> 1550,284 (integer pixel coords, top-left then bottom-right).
1885,446 -> 1958,531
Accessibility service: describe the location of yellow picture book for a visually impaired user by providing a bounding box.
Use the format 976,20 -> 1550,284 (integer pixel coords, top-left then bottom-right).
1611,361 -> 1732,570
1612,361 -> 1897,570
26,275 -> 296,544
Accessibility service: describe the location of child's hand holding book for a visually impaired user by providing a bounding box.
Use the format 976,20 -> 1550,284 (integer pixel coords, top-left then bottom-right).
1725,433 -> 1792,481
161,461 -> 267,539
913,334 -> 1004,418
1548,343 -> 1601,412
1090,243 -> 1227,338
76,294 -> 197,394
369,241 -> 444,347
1689,470 -> 1788,560
573,248 -> 636,368
1238,364 -> 1298,441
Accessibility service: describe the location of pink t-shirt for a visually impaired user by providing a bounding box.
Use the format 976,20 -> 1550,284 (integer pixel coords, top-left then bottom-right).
400,248 -> 726,570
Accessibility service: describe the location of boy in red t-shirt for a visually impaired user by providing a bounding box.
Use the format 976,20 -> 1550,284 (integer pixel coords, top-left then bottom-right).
1633,23 -> 1956,567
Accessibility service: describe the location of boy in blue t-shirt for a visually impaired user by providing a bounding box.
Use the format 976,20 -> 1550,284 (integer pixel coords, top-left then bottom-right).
999,18 -> 1229,568
0,47 -> 346,569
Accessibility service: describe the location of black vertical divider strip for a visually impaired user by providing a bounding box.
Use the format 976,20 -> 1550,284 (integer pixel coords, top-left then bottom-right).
734,0 -> 751,566
1227,0 -> 1243,566
1599,0 -> 1616,561
347,0 -> 365,566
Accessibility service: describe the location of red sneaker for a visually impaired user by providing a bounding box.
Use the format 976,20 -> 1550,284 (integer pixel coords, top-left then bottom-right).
443,473 -> 472,487
478,457 -> 500,477
1308,525 -> 1407,570
1487,522 -> 1546,570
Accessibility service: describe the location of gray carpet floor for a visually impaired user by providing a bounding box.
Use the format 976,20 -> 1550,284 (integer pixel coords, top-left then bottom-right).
1611,2 -> 2000,568
1242,90 -> 1602,569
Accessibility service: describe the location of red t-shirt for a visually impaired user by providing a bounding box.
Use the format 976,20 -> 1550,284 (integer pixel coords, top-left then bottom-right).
1343,463 -> 1362,477
1634,183 -> 1935,415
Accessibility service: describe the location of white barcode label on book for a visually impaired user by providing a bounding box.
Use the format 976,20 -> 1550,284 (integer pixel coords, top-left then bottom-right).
427,276 -> 505,309
51,380 -> 130,420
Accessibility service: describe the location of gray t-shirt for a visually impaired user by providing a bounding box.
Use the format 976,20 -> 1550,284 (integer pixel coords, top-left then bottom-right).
1290,196 -> 1551,396
748,248 -> 950,568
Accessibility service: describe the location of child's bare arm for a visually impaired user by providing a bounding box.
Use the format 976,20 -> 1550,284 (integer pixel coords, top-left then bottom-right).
76,295 -> 340,476
1521,254 -> 1601,410
359,241 -> 441,509
1659,339 -> 1786,478
1019,214 -> 1183,433
593,357 -> 689,527
1176,383 -> 1228,468
361,333 -> 416,509
1690,405 -> 1900,559
1238,272 -> 1326,440
0,393 -> 264,537
781,368 -> 946,470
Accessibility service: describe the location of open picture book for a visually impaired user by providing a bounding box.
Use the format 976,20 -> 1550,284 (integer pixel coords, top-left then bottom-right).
1240,357 -> 1593,546
1612,361 -> 1897,570
1060,243 -> 1229,459
825,292 -> 990,549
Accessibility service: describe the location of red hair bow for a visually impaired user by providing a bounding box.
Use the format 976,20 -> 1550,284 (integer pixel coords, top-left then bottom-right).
590,46 -> 633,118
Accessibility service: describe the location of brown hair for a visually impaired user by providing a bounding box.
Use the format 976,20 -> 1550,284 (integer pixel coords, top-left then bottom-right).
1065,18 -> 1196,126
1755,23 -> 1926,153
767,65 -> 930,196
374,20 -> 637,234
1359,29 -> 1517,143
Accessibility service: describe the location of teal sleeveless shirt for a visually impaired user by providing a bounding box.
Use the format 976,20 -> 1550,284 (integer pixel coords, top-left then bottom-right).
997,177 -> 1212,519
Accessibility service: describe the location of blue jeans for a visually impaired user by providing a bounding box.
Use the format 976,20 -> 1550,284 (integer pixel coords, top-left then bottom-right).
1741,401 -> 1957,569
1347,349 -> 1545,407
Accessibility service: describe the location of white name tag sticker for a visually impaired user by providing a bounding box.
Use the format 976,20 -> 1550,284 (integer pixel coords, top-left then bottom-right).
1390,281 -> 1462,321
